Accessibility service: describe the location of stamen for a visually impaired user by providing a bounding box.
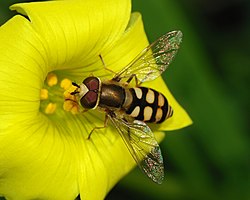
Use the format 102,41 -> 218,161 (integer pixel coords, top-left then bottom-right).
63,100 -> 79,114
60,78 -> 72,90
41,74 -> 79,116
64,89 -> 77,100
40,88 -> 48,100
47,73 -> 58,87
62,80 -> 80,114
63,100 -> 74,111
71,105 -> 79,115
45,103 -> 57,114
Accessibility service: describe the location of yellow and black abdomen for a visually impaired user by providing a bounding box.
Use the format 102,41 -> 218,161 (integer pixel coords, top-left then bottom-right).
125,87 -> 173,123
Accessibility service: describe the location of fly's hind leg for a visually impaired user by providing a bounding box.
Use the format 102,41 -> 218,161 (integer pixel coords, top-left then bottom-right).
113,73 -> 141,86
124,74 -> 142,86
87,114 -> 109,140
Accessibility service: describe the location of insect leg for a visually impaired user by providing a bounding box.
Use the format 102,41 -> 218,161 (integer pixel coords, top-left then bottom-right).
87,114 -> 109,140
72,82 -> 80,88
99,54 -> 118,75
125,74 -> 141,86
70,91 -> 80,95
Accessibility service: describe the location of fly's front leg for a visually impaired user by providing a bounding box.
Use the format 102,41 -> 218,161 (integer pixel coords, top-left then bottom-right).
72,82 -> 80,88
99,54 -> 117,75
87,114 -> 109,140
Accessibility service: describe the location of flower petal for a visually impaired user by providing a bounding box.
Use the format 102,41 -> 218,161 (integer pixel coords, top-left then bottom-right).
0,115 -> 79,200
98,12 -> 150,76
10,0 -> 131,72
0,15 -> 48,129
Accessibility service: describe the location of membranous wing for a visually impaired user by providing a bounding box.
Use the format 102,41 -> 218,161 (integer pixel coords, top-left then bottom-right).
113,30 -> 182,83
107,113 -> 164,184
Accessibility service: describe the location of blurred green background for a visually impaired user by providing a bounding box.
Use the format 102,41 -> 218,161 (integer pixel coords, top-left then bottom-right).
0,0 -> 249,200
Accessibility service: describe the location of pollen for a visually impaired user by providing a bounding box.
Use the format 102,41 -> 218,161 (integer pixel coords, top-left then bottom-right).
45,102 -> 57,114
63,100 -> 74,112
63,86 -> 79,114
70,106 -> 79,115
40,88 -> 49,100
47,73 -> 58,87
40,74 -> 78,116
63,89 -> 76,100
63,100 -> 79,114
60,78 -> 72,90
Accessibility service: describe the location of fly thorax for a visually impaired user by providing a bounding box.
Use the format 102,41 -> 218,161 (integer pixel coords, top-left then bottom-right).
99,83 -> 125,109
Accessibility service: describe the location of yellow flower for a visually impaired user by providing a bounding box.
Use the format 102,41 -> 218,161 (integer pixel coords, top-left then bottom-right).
0,0 -> 192,199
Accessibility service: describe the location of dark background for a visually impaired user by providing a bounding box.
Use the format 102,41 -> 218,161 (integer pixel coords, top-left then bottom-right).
0,1 -> 249,200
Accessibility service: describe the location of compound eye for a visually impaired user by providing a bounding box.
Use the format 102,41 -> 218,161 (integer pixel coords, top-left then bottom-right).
83,77 -> 99,90
80,91 -> 98,109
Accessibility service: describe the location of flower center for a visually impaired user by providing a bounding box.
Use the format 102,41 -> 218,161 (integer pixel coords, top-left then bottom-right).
40,72 -> 78,116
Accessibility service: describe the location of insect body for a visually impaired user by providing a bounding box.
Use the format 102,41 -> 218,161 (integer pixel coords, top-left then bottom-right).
70,30 -> 183,184
124,87 -> 173,123
77,77 -> 173,123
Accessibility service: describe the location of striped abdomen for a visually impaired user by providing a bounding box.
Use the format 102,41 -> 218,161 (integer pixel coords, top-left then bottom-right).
125,87 -> 173,123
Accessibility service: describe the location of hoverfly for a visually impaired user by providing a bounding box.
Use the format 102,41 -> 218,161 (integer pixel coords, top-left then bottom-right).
69,30 -> 182,184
